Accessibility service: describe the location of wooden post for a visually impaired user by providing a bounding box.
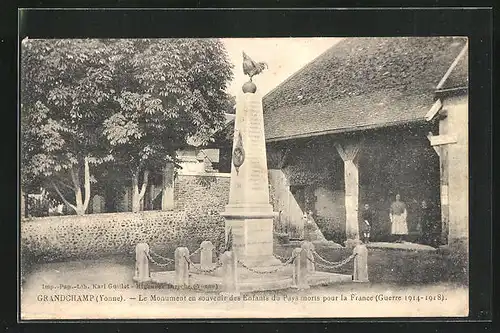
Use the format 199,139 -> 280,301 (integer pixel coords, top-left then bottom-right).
161,162 -> 175,211
335,140 -> 362,241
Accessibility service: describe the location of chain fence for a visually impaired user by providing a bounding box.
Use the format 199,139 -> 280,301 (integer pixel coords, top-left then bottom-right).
184,255 -> 222,274
145,246 -> 204,267
237,253 -> 297,275
143,242 -> 359,278
146,250 -> 174,268
189,247 -> 202,258
143,244 -> 218,271
273,253 -> 293,262
149,249 -> 175,262
306,254 -> 316,264
313,250 -> 354,266
307,251 -> 358,269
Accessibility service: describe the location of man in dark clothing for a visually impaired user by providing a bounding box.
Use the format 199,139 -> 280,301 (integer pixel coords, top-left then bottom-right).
361,203 -> 374,243
419,200 -> 435,246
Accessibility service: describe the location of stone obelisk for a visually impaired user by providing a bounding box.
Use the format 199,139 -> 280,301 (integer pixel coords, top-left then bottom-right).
221,53 -> 280,267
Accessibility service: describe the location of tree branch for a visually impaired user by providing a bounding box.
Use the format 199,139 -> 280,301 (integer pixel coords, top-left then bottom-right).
70,164 -> 80,189
51,181 -> 77,211
55,179 -> 76,192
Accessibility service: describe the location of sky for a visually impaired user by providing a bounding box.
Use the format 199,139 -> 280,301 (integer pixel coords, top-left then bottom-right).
222,38 -> 343,97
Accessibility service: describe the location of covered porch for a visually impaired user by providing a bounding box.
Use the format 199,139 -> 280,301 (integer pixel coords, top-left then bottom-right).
267,122 -> 442,246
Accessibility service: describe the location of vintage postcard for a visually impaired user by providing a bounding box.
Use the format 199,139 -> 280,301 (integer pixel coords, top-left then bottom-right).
19,36 -> 469,319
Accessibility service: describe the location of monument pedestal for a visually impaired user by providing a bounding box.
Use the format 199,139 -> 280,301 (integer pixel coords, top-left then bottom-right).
222,205 -> 281,267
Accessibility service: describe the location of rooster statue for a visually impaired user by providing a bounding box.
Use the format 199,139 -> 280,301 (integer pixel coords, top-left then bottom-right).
242,51 -> 268,82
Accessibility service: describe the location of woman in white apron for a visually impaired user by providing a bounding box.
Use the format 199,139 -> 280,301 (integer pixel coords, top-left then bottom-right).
389,194 -> 408,243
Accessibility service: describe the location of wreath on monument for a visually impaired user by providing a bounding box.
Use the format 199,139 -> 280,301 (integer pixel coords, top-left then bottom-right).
232,131 -> 245,175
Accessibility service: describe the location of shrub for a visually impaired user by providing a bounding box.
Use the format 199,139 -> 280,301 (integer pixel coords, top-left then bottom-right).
274,232 -> 290,245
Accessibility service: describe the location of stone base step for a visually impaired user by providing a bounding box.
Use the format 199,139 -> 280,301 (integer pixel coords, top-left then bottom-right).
366,242 -> 437,252
145,270 -> 354,293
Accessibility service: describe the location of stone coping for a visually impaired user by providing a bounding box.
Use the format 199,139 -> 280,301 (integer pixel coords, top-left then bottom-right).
280,240 -> 344,249
366,242 -> 437,252
179,172 -> 231,178
147,270 -> 353,293
279,241 -> 436,252
21,209 -> 185,223
220,211 -> 279,219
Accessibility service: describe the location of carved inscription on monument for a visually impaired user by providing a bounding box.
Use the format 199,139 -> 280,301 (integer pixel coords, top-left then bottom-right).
245,102 -> 267,193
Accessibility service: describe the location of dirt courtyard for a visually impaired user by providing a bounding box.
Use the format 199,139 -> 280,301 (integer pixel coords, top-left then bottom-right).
20,255 -> 468,320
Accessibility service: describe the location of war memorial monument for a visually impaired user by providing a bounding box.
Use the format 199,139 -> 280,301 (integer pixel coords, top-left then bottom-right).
132,53 -> 368,293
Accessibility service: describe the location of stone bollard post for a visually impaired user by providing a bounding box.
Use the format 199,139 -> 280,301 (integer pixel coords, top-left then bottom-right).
292,248 -> 309,289
174,247 -> 190,286
297,248 -> 311,289
200,240 -> 214,270
221,251 -> 238,293
134,243 -> 151,283
353,244 -> 369,282
301,241 -> 315,273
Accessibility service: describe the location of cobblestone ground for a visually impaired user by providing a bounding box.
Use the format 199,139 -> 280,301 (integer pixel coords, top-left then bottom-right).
20,255 -> 468,319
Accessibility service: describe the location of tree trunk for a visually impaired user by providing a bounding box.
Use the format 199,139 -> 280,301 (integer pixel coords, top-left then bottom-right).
82,157 -> 91,212
70,157 -> 91,215
71,165 -> 84,215
54,157 -> 92,216
132,174 -> 140,212
131,169 -> 150,213
161,162 -> 175,210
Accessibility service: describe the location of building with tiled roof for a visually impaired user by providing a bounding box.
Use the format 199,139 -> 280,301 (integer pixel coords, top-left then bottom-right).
215,37 -> 468,247
215,37 -> 466,144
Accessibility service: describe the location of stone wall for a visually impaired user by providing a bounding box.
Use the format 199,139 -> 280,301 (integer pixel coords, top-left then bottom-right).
173,172 -> 231,246
21,211 -> 194,261
21,172 -> 232,264
268,169 -> 305,237
174,173 -> 230,213
270,139 -> 346,242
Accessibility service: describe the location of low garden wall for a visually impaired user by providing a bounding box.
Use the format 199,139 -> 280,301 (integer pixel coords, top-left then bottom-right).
21,172 -> 232,273
21,210 -> 225,266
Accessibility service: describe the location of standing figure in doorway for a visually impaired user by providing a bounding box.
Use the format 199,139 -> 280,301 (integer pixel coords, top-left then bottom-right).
361,203 -> 374,243
419,200 -> 436,246
389,194 -> 408,243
